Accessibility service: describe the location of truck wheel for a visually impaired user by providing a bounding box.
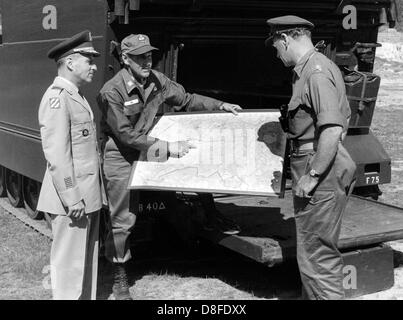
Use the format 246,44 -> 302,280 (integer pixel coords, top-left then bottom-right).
23,177 -> 43,220
43,212 -> 52,230
0,166 -> 6,197
5,169 -> 24,207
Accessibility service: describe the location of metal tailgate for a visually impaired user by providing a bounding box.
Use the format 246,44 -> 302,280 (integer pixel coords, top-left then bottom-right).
203,191 -> 403,266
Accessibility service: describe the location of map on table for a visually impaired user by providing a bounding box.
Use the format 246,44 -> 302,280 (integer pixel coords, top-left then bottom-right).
128,110 -> 287,197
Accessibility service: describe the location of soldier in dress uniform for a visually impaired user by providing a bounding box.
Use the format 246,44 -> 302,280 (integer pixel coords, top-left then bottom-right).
97,34 -> 242,300
37,30 -> 107,300
265,16 -> 357,299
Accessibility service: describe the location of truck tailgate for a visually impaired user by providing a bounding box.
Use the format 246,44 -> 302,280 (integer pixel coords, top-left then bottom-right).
204,191 -> 403,266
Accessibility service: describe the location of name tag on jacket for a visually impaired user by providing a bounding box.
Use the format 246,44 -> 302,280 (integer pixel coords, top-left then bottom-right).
124,99 -> 139,106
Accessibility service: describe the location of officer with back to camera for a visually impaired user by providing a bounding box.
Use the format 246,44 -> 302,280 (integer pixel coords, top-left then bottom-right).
37,30 -> 107,300
97,34 -> 243,300
265,16 -> 357,299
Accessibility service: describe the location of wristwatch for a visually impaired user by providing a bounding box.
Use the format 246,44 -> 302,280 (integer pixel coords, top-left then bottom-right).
309,169 -> 320,178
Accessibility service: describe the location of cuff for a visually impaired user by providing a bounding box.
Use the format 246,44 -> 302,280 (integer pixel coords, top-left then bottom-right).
58,186 -> 82,207
145,139 -> 170,162
317,110 -> 345,129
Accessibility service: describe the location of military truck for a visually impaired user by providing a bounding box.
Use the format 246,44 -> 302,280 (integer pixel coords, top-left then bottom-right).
0,0 -> 402,297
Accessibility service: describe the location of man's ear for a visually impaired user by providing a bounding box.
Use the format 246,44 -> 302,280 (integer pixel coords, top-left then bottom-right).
65,56 -> 74,71
121,53 -> 130,66
280,33 -> 289,49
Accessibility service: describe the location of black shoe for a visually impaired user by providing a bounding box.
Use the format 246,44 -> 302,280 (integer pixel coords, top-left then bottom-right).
215,216 -> 241,235
203,211 -> 241,235
112,263 -> 133,300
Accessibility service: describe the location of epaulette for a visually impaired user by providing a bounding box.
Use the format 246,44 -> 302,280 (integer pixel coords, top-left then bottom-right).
50,84 -> 64,95
312,64 -> 323,73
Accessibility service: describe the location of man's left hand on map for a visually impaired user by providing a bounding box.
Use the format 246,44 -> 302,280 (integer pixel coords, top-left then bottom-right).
219,103 -> 243,115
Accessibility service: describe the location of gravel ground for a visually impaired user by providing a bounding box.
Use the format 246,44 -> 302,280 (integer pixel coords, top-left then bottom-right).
353,29 -> 403,300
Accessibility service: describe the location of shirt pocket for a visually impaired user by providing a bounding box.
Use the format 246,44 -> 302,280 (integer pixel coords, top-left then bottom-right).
288,96 -> 311,126
71,122 -> 97,177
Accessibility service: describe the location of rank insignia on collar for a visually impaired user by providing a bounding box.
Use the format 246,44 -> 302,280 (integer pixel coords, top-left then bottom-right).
49,97 -> 60,109
127,80 -> 134,87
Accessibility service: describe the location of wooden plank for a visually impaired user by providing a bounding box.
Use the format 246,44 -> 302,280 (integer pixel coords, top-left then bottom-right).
202,191 -> 403,266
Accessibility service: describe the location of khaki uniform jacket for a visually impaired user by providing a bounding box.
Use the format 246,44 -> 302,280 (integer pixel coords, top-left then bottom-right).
37,76 -> 107,215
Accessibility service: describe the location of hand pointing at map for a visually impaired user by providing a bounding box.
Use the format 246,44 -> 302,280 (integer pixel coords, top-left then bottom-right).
219,103 -> 243,115
168,140 -> 197,158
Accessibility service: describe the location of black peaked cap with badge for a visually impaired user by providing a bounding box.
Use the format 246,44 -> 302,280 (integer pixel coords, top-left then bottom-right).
47,30 -> 100,61
265,15 -> 314,46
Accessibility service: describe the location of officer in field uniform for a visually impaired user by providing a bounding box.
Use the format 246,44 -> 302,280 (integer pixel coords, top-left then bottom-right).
97,34 -> 242,300
266,16 -> 357,299
37,30 -> 106,300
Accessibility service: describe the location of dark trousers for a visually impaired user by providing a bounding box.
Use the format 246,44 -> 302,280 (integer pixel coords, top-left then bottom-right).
291,149 -> 355,300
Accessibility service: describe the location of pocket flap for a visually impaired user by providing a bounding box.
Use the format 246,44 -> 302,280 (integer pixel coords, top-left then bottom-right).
288,97 -> 301,111
75,161 -> 96,177
123,100 -> 142,116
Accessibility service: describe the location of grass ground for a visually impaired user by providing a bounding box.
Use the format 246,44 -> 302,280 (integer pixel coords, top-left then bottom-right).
0,208 -> 52,300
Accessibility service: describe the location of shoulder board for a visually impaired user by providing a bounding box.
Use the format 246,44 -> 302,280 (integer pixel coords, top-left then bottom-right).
312,64 -> 323,72
50,84 -> 64,94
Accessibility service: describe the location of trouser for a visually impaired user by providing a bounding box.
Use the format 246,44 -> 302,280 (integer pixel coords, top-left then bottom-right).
102,138 -> 219,263
50,211 -> 100,300
103,139 -> 137,263
291,149 -> 355,300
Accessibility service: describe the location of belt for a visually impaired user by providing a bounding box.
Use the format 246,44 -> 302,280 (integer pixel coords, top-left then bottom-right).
290,139 -> 317,154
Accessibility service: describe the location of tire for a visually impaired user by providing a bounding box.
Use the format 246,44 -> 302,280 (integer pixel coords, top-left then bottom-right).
5,169 -> 24,207
22,177 -> 43,220
0,166 -> 6,197
43,212 -> 52,230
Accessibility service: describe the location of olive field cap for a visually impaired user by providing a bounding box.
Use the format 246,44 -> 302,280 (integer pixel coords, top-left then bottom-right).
121,34 -> 159,55
47,30 -> 100,61
265,15 -> 314,46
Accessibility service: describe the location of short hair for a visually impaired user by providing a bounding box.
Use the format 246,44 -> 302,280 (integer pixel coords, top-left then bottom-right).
56,53 -> 80,68
56,56 -> 68,68
272,28 -> 311,42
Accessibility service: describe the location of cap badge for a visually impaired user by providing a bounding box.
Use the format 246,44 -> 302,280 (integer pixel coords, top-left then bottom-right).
138,35 -> 145,41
